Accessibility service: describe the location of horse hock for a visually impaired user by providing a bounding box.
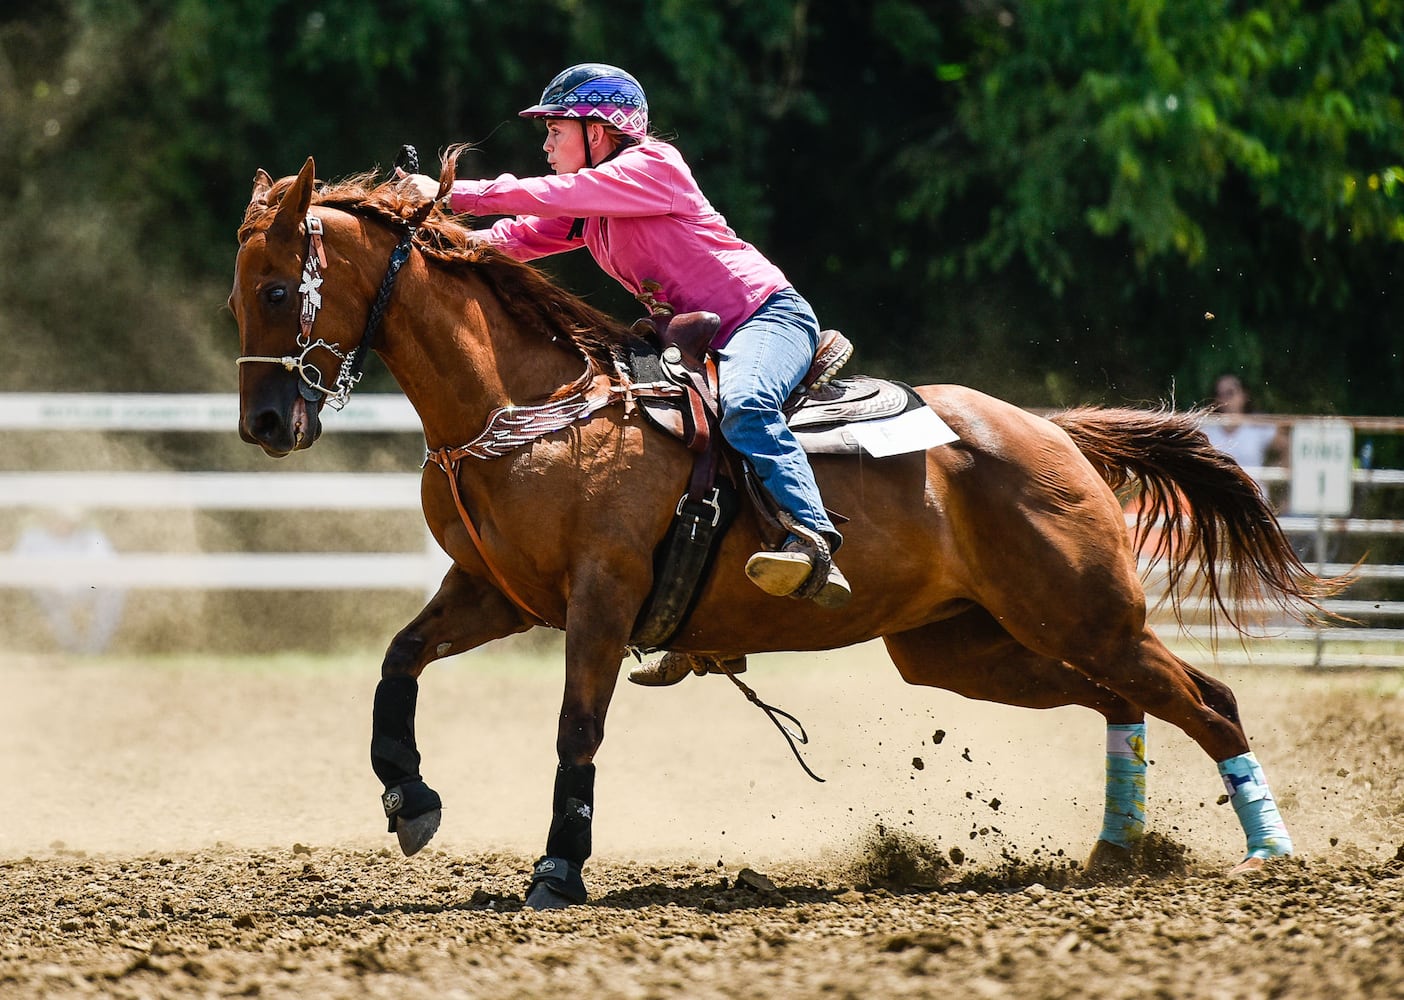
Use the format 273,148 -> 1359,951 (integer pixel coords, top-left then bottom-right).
370,675 -> 443,856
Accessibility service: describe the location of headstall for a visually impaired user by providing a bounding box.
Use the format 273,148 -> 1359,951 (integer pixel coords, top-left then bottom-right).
236,211 -> 414,410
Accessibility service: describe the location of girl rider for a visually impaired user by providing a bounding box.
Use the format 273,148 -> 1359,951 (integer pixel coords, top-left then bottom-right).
400,63 -> 850,616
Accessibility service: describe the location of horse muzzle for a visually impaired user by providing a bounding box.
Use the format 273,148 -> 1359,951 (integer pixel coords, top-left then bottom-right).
240,380 -> 324,457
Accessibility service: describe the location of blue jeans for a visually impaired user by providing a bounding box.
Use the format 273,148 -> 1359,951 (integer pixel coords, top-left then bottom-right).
716,288 -> 837,541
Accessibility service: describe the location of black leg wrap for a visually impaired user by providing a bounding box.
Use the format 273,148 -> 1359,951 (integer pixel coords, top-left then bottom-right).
528,855 -> 588,905
380,778 -> 442,834
371,675 -> 440,833
544,762 -> 596,865
371,675 -> 422,786
528,764 -> 596,906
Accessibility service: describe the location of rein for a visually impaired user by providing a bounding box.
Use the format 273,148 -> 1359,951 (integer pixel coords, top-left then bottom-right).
713,658 -> 825,782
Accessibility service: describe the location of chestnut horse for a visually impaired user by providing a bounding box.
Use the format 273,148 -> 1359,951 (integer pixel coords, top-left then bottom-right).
231,159 -> 1336,909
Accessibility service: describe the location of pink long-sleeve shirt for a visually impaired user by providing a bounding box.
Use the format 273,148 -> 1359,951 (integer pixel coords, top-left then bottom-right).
446,140 -> 791,345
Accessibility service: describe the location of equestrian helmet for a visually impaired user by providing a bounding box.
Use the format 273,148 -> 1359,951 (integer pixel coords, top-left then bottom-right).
519,63 -> 649,140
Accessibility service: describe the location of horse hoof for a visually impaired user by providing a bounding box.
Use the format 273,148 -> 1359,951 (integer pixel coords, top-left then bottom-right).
1227,855 -> 1269,875
524,881 -> 578,911
394,809 -> 441,857
1082,839 -> 1137,879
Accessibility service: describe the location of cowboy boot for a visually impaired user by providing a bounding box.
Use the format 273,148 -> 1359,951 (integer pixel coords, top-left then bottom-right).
812,562 -> 852,609
627,652 -> 747,687
744,537 -> 813,597
745,536 -> 852,609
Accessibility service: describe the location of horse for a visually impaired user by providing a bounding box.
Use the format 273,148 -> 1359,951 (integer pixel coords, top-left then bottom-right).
230,157 -> 1340,909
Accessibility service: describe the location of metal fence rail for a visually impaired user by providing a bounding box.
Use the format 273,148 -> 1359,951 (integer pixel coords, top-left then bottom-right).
1137,442 -> 1404,668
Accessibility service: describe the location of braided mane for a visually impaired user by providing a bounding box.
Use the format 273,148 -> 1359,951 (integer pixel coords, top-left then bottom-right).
238,171 -> 632,379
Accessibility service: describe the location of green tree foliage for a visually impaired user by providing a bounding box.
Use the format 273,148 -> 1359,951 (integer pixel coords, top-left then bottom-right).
0,1 -> 1399,414
891,0 -> 1403,410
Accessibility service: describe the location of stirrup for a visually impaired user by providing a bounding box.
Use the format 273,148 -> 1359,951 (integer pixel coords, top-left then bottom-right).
749,520 -> 852,607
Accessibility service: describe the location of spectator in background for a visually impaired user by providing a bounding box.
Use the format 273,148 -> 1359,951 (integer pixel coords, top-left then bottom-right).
13,507 -> 126,654
1204,373 -> 1288,500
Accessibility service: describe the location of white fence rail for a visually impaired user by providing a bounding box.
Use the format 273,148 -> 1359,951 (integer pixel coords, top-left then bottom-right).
0,392 -> 419,432
0,471 -> 445,592
0,395 -> 445,595
2,394 -> 1401,666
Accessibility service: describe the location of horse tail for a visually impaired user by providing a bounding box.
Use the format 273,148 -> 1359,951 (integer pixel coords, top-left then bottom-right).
1048,405 -> 1349,633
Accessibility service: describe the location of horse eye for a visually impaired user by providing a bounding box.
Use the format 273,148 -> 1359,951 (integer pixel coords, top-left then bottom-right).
265,285 -> 288,305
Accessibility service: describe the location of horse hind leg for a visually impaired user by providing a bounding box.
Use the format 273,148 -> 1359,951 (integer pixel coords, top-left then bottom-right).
1179,656 -> 1291,872
1181,661 -> 1242,728
1172,661 -> 1289,869
1067,626 -> 1292,871
961,496 -> 1291,873
882,611 -> 1151,868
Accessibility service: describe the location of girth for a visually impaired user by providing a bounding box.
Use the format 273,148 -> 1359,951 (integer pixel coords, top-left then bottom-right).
625,313 -> 863,651
624,312 -> 732,650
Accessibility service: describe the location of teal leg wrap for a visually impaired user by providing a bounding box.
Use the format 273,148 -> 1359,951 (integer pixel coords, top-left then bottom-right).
1218,752 -> 1293,860
1099,723 -> 1147,848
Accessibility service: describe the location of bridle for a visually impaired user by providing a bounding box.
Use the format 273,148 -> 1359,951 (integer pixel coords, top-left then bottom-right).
232,168 -> 593,625
236,203 -> 419,411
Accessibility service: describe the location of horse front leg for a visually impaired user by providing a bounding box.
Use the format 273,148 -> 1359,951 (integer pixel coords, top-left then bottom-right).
524,608 -> 630,910
372,564 -> 531,856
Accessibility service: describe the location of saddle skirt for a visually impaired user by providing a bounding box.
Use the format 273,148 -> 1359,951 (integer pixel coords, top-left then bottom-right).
623,336 -> 958,458
786,376 -> 958,456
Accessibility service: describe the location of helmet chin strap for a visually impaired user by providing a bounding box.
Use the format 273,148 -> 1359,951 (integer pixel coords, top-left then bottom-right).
568,121 -> 597,241
582,120 -> 596,169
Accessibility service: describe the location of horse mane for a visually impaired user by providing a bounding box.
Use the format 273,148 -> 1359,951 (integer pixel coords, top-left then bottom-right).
238,170 -> 634,380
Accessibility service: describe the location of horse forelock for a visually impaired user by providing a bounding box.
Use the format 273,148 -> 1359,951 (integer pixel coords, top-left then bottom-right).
238,171 -> 416,243
237,170 -> 630,379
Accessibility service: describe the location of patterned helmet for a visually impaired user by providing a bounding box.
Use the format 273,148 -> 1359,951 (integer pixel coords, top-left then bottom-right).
519,63 -> 649,140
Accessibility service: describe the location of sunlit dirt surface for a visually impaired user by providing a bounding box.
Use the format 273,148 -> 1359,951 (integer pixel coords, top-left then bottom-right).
4,642 -> 1402,998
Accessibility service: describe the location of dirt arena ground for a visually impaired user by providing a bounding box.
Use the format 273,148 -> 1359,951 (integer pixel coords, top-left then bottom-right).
4,641 -> 1402,998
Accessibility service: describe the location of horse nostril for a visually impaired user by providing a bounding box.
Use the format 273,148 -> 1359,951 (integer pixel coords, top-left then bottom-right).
250,408 -> 284,441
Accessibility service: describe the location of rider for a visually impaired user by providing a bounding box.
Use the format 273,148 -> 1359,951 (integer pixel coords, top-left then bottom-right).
400,63 -> 850,618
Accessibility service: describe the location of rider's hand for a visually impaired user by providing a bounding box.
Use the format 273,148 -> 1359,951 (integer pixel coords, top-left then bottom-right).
395,169 -> 443,204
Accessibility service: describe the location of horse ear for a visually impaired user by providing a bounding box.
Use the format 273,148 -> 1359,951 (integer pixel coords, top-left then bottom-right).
270,157 -> 316,237
250,168 -> 273,207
